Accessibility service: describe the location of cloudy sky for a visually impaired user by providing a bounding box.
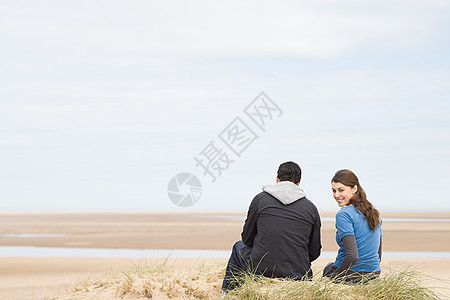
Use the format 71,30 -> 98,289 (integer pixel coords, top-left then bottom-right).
1,0 -> 449,212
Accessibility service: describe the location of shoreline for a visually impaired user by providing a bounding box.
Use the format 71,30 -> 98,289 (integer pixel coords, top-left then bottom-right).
1,212 -> 450,251
1,246 -> 450,259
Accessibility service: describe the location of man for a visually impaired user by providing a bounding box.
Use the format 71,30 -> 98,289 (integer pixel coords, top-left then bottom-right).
222,161 -> 322,290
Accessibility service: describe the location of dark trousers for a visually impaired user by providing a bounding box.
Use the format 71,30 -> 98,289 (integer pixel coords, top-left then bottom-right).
222,241 -> 315,290
322,262 -> 380,283
222,241 -> 249,290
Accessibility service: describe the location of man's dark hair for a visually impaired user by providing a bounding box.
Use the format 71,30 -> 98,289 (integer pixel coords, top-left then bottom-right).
277,161 -> 302,184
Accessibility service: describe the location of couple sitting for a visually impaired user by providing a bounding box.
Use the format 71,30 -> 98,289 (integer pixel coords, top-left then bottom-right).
222,161 -> 382,291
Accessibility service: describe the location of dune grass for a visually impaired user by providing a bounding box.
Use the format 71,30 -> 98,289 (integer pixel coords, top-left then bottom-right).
224,268 -> 443,300
54,259 -> 445,299
55,258 -> 225,299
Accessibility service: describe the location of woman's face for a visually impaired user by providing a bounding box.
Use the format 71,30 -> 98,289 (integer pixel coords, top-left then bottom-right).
332,181 -> 357,207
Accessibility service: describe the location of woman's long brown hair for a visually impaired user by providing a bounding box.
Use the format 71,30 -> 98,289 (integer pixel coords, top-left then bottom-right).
332,169 -> 381,231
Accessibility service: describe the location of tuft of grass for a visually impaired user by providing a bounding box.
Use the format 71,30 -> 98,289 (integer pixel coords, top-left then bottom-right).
355,268 -> 441,300
54,258 -> 225,299
54,260 -> 445,300
224,267 -> 443,300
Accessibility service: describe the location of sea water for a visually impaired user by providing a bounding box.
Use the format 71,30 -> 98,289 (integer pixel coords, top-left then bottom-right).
0,246 -> 449,258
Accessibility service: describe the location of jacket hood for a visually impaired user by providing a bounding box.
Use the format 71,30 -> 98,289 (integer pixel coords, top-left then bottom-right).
262,181 -> 306,205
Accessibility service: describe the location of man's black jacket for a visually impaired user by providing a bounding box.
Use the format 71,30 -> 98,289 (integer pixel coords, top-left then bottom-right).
240,182 -> 322,279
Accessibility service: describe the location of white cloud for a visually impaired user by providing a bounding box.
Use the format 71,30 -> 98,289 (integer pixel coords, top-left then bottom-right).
1,0 -> 448,59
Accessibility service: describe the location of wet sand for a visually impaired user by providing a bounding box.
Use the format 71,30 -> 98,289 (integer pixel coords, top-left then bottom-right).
1,212 -> 449,299
1,211 -> 450,251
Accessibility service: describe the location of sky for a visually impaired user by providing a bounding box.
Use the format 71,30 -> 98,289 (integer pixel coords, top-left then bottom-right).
1,0 -> 449,213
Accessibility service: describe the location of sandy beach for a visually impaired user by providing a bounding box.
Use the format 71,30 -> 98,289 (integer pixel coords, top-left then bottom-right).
1,212 -> 450,299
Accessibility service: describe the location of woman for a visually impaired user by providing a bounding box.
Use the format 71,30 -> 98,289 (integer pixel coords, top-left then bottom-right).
323,169 -> 382,283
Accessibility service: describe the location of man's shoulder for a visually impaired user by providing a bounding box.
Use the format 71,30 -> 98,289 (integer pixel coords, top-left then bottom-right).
253,191 -> 268,200
298,196 -> 319,209
248,191 -> 270,207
